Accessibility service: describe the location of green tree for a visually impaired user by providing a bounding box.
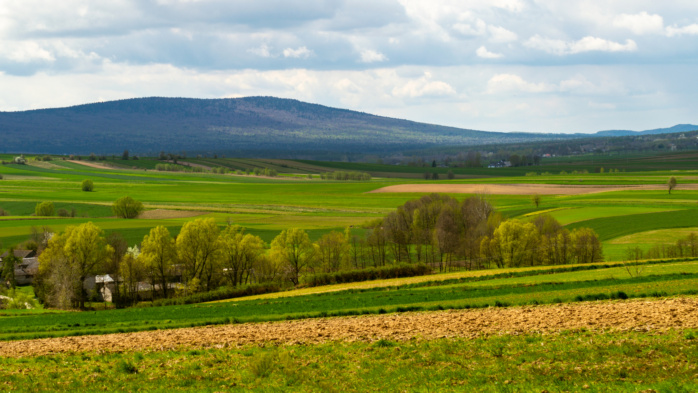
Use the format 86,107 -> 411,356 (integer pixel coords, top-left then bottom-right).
2,248 -> 19,289
531,194 -> 541,208
112,196 -> 144,219
668,176 -> 677,194
315,231 -> 348,273
81,179 -> 94,192
176,218 -> 221,292
38,222 -> 113,309
219,225 -> 264,287
122,150 -> 129,160
35,201 -> 55,217
141,226 -> 176,298
271,228 -> 315,285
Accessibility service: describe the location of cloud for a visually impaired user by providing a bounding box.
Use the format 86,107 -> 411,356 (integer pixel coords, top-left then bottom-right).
525,35 -> 638,55
487,25 -> 517,43
486,74 -> 554,94
613,12 -> 664,35
247,44 -> 273,58
476,46 -> 503,59
0,41 -> 55,63
666,24 -> 698,37
360,49 -> 388,63
283,46 -> 313,59
391,71 -> 456,98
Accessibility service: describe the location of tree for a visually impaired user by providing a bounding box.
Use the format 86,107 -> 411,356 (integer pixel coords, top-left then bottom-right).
81,179 -> 94,192
122,150 -> 129,160
141,226 -> 176,298
120,247 -> 145,305
2,248 -> 19,289
35,201 -> 55,217
176,218 -> 221,292
112,196 -> 144,219
270,228 -> 315,285
447,170 -> 455,180
38,223 -> 113,309
531,194 -> 541,208
315,231 -> 348,273
219,225 -> 264,287
668,176 -> 677,194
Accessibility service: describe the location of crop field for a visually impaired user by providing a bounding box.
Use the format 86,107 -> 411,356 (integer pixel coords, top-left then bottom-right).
0,258 -> 695,341
1,153 -> 698,391
1,155 -> 697,258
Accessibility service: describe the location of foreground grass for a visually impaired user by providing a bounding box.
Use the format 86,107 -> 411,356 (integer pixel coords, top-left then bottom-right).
1,329 -> 696,392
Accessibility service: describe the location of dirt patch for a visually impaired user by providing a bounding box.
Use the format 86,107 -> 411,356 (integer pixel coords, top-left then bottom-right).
67,160 -> 122,170
369,183 -> 698,195
137,209 -> 207,220
1,297 -> 696,358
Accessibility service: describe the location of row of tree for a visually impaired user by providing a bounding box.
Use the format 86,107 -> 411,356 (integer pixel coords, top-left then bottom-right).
319,171 -> 371,181
33,194 -> 604,309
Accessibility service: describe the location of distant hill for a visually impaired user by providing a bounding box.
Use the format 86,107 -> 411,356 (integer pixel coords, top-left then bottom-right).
0,97 -> 692,158
0,97 -> 577,158
594,124 -> 698,137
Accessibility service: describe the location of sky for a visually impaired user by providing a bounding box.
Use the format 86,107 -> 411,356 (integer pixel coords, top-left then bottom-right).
1,1 -> 697,133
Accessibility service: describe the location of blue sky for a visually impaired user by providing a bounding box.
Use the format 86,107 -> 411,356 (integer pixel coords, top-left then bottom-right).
1,0 -> 697,133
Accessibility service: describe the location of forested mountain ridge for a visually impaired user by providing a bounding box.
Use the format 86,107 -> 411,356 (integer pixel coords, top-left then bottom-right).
0,97 -> 575,158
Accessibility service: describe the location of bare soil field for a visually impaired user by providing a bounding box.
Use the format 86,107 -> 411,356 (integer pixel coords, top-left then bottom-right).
136,209 -> 207,219
2,297 -> 696,358
370,183 -> 698,195
67,160 -> 122,170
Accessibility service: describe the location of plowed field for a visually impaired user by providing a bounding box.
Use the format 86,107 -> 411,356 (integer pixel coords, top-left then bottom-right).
1,297 -> 696,358
369,183 -> 698,195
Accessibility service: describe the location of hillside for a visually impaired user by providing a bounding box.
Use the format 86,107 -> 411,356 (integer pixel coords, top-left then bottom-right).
595,124 -> 698,137
0,97 -> 576,158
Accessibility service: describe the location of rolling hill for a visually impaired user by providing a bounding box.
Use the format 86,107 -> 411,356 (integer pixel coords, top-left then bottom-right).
0,97 -> 577,158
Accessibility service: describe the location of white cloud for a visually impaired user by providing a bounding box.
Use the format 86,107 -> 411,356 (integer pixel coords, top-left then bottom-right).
666,24 -> 698,37
283,46 -> 313,59
391,71 -> 456,98
487,25 -> 517,43
0,41 -> 55,63
486,74 -> 554,94
613,12 -> 664,35
525,35 -> 638,55
476,46 -> 503,59
247,44 -> 273,58
360,49 -> 388,63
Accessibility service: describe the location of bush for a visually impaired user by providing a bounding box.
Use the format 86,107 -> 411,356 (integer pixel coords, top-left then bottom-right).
81,179 -> 94,192
146,283 -> 283,307
35,201 -> 55,217
57,208 -> 69,217
303,264 -> 432,287
112,196 -> 144,219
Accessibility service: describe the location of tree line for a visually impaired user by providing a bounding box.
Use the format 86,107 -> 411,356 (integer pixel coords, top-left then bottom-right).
31,193 -> 603,309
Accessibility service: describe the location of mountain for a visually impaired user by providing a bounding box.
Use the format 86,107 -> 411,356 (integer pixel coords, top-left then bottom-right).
594,124 -> 698,137
0,97 -> 577,158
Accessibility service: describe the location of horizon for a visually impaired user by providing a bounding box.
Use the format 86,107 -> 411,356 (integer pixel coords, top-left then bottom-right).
1,2 -> 698,133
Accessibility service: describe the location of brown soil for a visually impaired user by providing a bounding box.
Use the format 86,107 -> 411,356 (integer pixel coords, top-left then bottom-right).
136,209 -> 207,220
67,160 -> 121,170
1,297 -> 696,358
370,183 -> 698,195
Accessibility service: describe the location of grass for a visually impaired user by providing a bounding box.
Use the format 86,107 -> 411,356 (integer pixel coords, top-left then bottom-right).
1,259 -> 696,341
0,329 -> 696,392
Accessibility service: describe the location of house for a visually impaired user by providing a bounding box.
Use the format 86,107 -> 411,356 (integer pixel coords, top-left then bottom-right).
487,160 -> 512,168
0,250 -> 38,286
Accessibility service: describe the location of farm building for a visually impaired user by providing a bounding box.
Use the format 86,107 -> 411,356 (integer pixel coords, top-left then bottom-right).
0,249 -> 38,286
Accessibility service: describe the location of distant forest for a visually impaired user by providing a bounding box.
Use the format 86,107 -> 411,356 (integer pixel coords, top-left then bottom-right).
0,97 -> 579,158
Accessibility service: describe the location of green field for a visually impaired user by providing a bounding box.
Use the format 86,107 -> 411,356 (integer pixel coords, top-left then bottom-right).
1,259 -> 695,341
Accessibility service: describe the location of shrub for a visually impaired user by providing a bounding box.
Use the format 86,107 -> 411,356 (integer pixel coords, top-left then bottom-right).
57,208 -> 69,217
303,264 -> 432,287
81,179 -> 94,192
35,201 -> 55,217
0,208 -> 9,216
112,196 -> 144,219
